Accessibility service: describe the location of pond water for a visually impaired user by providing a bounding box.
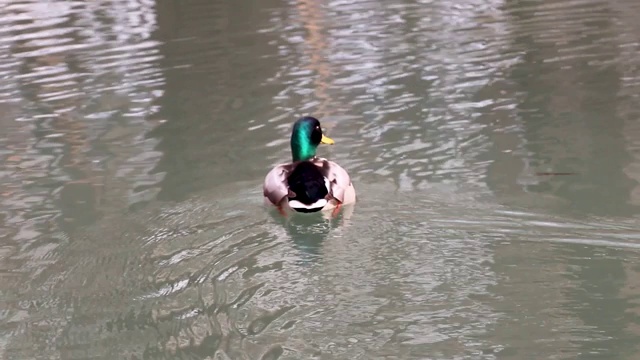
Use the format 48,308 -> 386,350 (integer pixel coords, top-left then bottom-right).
2,0 -> 640,359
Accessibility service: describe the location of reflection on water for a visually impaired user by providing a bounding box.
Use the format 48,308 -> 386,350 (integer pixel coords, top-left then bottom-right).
2,0 -> 640,358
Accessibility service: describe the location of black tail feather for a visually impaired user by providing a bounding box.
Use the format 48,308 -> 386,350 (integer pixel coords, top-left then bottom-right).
286,162 -> 328,205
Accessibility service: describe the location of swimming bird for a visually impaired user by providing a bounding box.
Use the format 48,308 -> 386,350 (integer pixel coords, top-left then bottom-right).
263,116 -> 356,216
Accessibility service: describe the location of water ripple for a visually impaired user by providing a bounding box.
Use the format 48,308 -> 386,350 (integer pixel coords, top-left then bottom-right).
0,0 -> 166,357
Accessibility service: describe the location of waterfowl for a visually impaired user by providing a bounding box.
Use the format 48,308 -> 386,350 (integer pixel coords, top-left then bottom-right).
263,116 -> 356,216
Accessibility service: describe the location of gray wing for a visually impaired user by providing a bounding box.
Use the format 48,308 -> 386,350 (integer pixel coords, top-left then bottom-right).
315,158 -> 352,203
263,164 -> 291,205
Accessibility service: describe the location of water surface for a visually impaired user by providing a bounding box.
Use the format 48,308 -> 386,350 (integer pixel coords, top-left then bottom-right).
2,0 -> 640,359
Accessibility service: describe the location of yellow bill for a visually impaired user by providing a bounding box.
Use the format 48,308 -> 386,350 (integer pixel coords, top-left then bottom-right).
321,134 -> 335,145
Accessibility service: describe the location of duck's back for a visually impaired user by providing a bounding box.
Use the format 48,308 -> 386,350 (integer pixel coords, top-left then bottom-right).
286,161 -> 329,210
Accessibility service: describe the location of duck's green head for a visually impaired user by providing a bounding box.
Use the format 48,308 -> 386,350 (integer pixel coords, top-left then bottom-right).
290,116 -> 334,162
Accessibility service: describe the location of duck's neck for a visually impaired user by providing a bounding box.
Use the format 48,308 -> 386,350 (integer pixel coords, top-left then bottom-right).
291,136 -> 316,162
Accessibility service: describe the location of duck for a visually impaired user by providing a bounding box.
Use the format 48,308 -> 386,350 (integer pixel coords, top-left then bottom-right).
263,116 -> 356,216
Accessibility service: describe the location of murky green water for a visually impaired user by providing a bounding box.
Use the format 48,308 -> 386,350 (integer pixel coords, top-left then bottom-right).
2,0 -> 640,358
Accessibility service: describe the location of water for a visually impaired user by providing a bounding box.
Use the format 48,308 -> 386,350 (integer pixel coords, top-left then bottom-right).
1,0 -> 640,358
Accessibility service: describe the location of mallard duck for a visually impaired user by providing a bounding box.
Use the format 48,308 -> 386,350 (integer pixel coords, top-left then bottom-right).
263,116 -> 356,215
